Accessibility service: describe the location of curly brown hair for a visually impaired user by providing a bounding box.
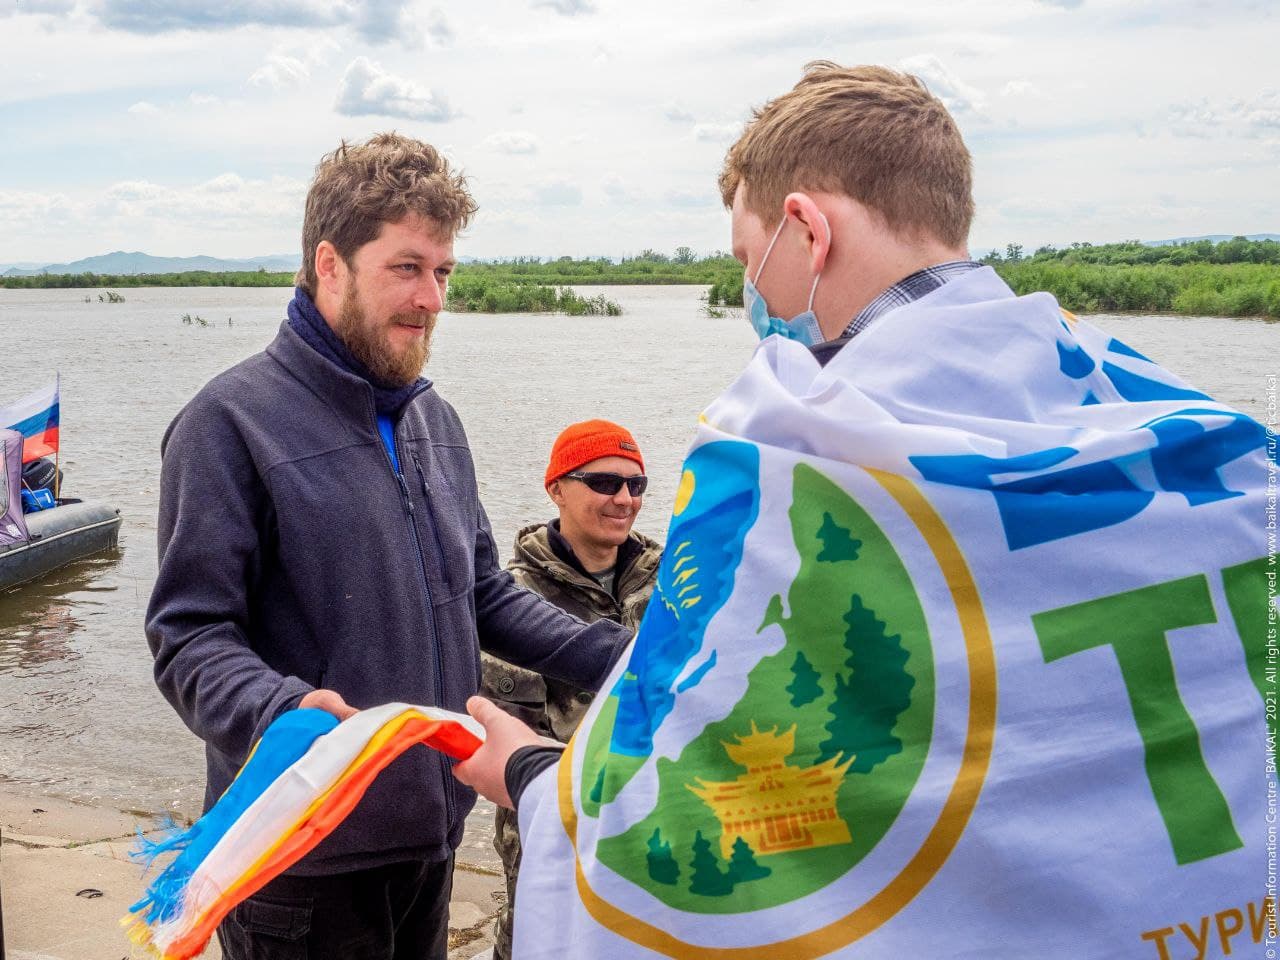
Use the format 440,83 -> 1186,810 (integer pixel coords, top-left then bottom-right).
298,132 -> 478,294
719,62 -> 973,248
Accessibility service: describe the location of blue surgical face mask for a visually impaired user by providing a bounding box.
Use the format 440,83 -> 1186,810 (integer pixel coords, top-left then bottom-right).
743,212 -> 830,346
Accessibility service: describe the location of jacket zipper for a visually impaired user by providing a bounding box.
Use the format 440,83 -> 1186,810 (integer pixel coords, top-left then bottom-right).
382,418 -> 456,833
412,454 -> 451,580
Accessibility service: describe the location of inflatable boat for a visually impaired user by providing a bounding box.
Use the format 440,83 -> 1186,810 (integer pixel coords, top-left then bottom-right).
1,430 -> 121,591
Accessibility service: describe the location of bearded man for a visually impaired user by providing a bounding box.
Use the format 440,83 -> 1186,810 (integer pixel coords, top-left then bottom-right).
145,133 -> 631,960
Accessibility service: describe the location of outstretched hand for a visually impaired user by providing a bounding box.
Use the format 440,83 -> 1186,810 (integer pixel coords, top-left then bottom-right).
452,696 -> 551,809
299,688 -> 359,721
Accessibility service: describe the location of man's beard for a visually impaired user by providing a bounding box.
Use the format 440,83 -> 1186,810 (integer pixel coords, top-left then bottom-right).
334,284 -> 435,387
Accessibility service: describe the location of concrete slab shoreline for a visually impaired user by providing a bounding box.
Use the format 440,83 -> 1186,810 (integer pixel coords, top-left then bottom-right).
0,787 -> 502,959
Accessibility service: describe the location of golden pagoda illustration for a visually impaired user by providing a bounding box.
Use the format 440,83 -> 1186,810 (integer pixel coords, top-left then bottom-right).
687,722 -> 854,860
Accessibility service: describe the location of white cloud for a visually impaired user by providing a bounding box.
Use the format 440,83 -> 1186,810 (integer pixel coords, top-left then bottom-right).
188,92 -> 220,106
693,122 -> 740,143
665,189 -> 716,208
484,130 -> 539,154
247,37 -> 339,90
0,0 -> 74,14
97,0 -> 341,33
199,173 -> 246,193
531,0 -> 596,14
94,173 -> 306,225
127,100 -> 160,115
351,0 -> 421,48
663,103 -> 694,123
1033,0 -> 1084,7
0,189 -> 76,226
0,175 -> 306,249
91,0 -> 419,46
1001,80 -> 1041,98
1165,91 -> 1280,139
334,57 -> 456,122
535,179 -> 583,205
997,197 -> 1080,221
426,8 -> 454,45
899,54 -> 986,117
601,174 -> 628,200
304,37 -> 342,65
248,54 -> 310,90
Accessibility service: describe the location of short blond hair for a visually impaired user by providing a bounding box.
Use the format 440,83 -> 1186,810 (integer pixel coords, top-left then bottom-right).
298,132 -> 477,294
719,62 -> 973,248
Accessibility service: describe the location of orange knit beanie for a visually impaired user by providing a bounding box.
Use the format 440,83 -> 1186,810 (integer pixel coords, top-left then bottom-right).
545,419 -> 645,485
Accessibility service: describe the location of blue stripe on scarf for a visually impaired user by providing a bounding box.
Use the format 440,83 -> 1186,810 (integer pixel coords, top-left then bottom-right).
129,708 -> 340,924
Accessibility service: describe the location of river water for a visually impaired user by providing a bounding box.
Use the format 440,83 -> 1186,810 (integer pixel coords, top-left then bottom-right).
0,285 -> 1274,816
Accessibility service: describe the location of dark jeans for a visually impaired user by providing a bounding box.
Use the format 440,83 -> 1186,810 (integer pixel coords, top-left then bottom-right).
217,856 -> 455,960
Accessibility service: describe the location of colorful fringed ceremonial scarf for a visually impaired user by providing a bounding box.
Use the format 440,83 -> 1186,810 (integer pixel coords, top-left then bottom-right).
513,267 -> 1274,958
123,703 -> 482,959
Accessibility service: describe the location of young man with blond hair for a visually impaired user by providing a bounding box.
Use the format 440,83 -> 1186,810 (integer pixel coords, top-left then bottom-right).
455,63 -> 1266,959
146,133 -> 630,959
458,58 -> 981,806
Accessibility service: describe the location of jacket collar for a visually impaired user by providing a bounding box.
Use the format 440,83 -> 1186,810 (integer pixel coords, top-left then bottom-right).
283,288 -> 433,419
266,320 -> 434,429
514,520 -> 661,599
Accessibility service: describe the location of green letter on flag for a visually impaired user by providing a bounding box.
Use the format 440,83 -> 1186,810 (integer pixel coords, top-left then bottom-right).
1033,575 -> 1243,865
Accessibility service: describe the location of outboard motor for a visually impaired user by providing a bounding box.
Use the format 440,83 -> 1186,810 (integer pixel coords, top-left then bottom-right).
21,456 -> 62,492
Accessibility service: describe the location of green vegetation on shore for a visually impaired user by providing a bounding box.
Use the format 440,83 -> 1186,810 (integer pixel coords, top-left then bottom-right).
984,238 -> 1280,318
0,269 -> 295,288
994,261 -> 1279,318
446,276 -> 621,315
456,249 -> 739,286
4,239 -> 1276,318
0,250 -> 737,291
708,237 -> 1280,318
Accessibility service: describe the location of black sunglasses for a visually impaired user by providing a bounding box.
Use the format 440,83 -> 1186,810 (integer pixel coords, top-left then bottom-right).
564,471 -> 648,496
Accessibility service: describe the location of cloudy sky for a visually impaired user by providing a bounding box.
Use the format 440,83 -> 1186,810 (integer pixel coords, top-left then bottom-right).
1,0 -> 1276,265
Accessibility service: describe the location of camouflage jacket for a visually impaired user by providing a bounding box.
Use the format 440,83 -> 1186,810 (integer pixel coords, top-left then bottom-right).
480,521 -> 661,741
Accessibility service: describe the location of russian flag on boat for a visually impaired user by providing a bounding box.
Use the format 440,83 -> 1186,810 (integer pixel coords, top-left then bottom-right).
0,375 -> 59,464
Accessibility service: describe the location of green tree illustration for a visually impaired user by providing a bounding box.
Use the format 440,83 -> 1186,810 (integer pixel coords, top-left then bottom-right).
818,594 -> 915,773
688,830 -> 735,896
786,650 -> 823,707
817,512 -> 862,562
726,836 -> 771,883
646,827 -> 680,886
589,766 -> 605,804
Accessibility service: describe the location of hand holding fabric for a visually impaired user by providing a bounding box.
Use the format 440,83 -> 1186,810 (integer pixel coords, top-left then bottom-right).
452,696 -> 551,809
299,688 -> 359,720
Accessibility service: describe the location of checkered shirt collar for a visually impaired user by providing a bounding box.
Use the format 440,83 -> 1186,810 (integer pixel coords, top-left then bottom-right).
842,260 -> 983,339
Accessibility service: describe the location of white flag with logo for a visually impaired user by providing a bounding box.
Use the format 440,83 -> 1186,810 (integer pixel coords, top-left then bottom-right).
514,267 -> 1274,959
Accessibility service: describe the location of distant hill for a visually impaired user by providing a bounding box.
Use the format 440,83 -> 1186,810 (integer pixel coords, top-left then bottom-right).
2,251 -> 301,277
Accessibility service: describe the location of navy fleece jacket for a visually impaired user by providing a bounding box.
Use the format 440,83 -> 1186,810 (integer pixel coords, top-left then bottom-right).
145,320 -> 630,874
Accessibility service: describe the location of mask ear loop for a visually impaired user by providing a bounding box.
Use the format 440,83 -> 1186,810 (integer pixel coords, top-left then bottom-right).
805,212 -> 832,311
752,216 -> 790,285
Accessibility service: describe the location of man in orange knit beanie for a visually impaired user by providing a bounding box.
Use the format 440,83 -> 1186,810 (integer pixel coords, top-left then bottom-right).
479,419 -> 661,960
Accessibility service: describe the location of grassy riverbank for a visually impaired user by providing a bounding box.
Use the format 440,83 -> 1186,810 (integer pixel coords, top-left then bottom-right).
0,251 -> 739,292
0,269 -> 295,288
986,238 -> 1280,318
445,276 -> 622,315
994,261 -> 1280,318
708,238 -> 1280,318
4,240 -> 1277,318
